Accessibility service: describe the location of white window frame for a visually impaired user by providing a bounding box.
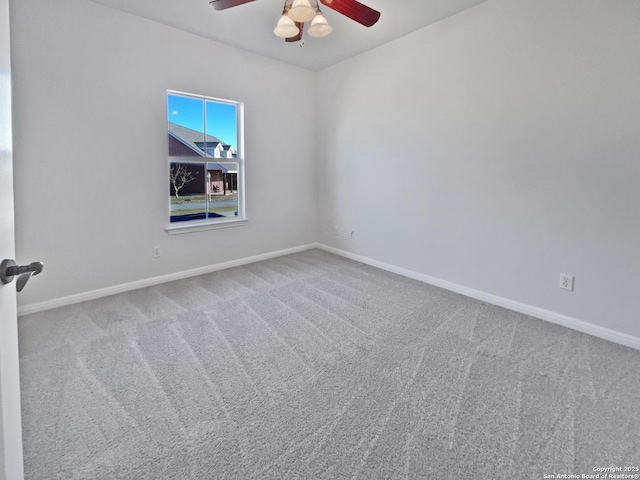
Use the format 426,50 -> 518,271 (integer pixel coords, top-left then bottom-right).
165,90 -> 247,235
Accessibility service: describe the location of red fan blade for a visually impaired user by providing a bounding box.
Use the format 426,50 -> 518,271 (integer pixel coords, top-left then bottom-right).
285,22 -> 304,42
319,0 -> 380,27
209,0 -> 256,11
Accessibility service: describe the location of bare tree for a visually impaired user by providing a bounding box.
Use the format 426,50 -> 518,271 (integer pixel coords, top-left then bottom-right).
170,164 -> 195,198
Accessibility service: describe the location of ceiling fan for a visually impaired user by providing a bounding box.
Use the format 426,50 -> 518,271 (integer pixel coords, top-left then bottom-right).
209,0 -> 381,42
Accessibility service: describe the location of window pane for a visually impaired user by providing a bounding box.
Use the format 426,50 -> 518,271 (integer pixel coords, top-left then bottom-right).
167,94 -> 205,157
205,100 -> 237,157
169,162 -> 207,222
205,162 -> 238,217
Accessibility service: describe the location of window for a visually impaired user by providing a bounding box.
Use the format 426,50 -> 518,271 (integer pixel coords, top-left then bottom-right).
166,90 -> 245,233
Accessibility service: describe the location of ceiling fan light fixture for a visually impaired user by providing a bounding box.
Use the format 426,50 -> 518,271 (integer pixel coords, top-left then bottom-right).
274,13 -> 300,38
288,0 -> 316,23
307,12 -> 332,37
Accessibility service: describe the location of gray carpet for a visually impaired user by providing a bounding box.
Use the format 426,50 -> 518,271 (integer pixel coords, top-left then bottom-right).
18,249 -> 640,479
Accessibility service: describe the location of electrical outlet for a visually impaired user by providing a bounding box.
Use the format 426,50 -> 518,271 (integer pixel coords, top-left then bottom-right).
334,225 -> 339,236
559,274 -> 574,291
153,246 -> 161,258
350,231 -> 355,240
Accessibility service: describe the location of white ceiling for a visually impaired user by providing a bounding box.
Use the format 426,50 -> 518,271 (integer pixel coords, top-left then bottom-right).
85,0 -> 487,71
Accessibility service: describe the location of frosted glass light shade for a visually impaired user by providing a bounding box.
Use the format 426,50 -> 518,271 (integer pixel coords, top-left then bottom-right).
288,0 -> 315,22
274,14 -> 300,38
307,13 -> 332,37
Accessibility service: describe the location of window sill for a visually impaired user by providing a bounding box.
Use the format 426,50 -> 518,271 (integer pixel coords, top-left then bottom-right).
165,217 -> 248,235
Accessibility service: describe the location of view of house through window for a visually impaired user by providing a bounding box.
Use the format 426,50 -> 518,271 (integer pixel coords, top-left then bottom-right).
167,91 -> 243,223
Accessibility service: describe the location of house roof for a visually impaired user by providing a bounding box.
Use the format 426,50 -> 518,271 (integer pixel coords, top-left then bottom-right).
206,162 -> 238,174
168,122 -> 230,157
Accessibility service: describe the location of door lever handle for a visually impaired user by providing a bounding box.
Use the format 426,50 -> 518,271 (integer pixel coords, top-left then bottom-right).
0,259 -> 44,292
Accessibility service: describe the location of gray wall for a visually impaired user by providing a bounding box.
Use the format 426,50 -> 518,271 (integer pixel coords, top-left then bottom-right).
10,0 -> 318,305
317,0 -> 640,338
10,0 -> 640,342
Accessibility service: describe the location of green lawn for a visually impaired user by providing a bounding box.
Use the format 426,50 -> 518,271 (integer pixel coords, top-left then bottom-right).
171,193 -> 237,204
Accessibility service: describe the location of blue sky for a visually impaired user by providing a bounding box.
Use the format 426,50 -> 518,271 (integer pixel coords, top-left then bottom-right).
167,94 -> 238,150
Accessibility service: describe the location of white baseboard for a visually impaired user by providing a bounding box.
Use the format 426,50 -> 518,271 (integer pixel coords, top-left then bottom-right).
18,241 -> 640,351
317,244 -> 640,351
18,243 -> 320,317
